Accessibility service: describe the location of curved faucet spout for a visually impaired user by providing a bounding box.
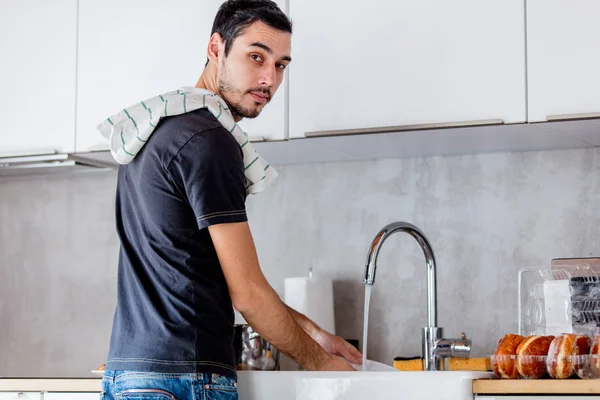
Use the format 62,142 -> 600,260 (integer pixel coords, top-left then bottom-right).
362,221 -> 471,371
363,221 -> 438,328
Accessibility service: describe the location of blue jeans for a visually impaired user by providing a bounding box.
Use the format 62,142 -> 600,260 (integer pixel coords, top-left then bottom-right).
101,370 -> 238,400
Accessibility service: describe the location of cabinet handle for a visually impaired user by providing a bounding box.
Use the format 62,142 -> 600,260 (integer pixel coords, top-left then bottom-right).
0,149 -> 56,159
546,112 -> 600,122
0,154 -> 68,164
0,160 -> 76,170
304,119 -> 504,138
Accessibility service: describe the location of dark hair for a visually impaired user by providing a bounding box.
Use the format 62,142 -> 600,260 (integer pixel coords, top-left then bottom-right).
207,0 -> 292,64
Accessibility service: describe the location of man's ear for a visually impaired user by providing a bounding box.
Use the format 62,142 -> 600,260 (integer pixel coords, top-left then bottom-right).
207,32 -> 224,65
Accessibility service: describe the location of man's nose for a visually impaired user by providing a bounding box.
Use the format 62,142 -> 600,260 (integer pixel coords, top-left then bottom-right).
258,64 -> 276,87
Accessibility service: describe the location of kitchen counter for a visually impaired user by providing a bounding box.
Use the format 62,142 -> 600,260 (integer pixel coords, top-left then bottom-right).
0,379 -> 101,392
473,379 -> 600,395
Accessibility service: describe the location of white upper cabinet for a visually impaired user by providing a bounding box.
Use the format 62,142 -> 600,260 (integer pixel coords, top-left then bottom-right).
44,394 -> 100,400
77,0 -> 287,153
527,0 -> 600,122
288,0 -> 526,138
0,0 -> 77,155
0,394 -> 41,400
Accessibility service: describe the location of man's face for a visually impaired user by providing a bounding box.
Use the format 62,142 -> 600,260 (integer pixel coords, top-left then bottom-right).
217,21 -> 291,119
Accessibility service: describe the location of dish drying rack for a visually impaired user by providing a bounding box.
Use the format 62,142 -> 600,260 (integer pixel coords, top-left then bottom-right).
518,264 -> 600,338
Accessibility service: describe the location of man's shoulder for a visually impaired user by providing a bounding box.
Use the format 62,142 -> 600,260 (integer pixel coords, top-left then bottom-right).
155,108 -> 223,141
147,108 -> 239,165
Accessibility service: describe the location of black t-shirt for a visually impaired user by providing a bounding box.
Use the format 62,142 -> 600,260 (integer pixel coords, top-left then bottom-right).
105,108 -> 247,377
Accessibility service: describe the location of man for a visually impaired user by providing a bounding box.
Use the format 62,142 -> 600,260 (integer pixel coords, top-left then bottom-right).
101,1 -> 362,399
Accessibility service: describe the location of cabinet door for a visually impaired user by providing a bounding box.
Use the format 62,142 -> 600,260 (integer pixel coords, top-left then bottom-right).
289,0 -> 526,138
76,0 -> 287,152
0,0 -> 77,155
0,393 -> 41,400
527,0 -> 600,122
44,393 -> 99,400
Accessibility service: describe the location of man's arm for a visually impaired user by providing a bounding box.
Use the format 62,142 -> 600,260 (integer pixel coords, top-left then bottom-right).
285,306 -> 319,338
208,221 -> 354,371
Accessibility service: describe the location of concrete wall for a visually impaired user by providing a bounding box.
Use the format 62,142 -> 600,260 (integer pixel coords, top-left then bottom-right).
1,147 -> 598,376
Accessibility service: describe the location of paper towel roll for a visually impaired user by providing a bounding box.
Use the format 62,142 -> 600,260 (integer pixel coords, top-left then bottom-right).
284,276 -> 336,334
234,310 -> 247,325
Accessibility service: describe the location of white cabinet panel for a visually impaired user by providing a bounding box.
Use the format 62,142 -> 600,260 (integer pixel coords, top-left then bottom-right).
77,0 -> 287,152
0,0 -> 77,155
44,393 -> 99,400
527,0 -> 600,122
0,393 -> 41,400
289,0 -> 526,138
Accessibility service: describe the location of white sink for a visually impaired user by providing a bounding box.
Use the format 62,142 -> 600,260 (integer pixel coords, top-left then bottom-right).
237,371 -> 494,400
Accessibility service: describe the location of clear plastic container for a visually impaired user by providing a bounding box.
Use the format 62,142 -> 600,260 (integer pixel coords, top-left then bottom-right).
491,264 -> 600,380
573,354 -> 600,379
518,265 -> 600,338
490,355 -> 549,379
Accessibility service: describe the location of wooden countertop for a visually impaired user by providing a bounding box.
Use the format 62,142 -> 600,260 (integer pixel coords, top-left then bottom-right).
473,379 -> 600,394
0,379 -> 102,392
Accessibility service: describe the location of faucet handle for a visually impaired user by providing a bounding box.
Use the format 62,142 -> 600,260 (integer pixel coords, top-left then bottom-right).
454,332 -> 472,358
434,332 -> 472,359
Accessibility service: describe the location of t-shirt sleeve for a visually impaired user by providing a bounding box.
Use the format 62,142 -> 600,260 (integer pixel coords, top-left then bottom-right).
167,128 -> 248,230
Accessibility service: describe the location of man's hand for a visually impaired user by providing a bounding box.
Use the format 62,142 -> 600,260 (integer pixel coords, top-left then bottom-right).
285,305 -> 363,365
312,330 -> 363,365
317,354 -> 357,371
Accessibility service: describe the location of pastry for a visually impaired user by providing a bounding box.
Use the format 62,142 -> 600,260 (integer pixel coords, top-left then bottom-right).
515,335 -> 554,379
546,334 -> 590,379
576,335 -> 592,355
492,334 -> 525,379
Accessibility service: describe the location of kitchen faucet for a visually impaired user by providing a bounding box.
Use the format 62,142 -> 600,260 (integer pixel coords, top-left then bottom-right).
363,221 -> 472,371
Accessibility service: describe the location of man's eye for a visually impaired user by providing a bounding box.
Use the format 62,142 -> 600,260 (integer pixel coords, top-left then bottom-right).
250,54 -> 263,62
276,63 -> 287,70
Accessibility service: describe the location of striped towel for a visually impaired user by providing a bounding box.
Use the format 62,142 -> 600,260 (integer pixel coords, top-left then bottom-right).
96,86 -> 277,195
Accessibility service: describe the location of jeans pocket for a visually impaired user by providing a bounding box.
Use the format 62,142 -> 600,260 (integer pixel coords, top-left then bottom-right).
206,374 -> 237,391
204,374 -> 238,400
205,387 -> 238,400
119,388 -> 177,399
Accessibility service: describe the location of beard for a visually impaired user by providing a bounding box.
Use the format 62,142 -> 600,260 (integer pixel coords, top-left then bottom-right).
217,62 -> 271,119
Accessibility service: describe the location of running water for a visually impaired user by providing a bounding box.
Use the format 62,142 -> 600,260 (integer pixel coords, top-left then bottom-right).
361,284 -> 373,370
